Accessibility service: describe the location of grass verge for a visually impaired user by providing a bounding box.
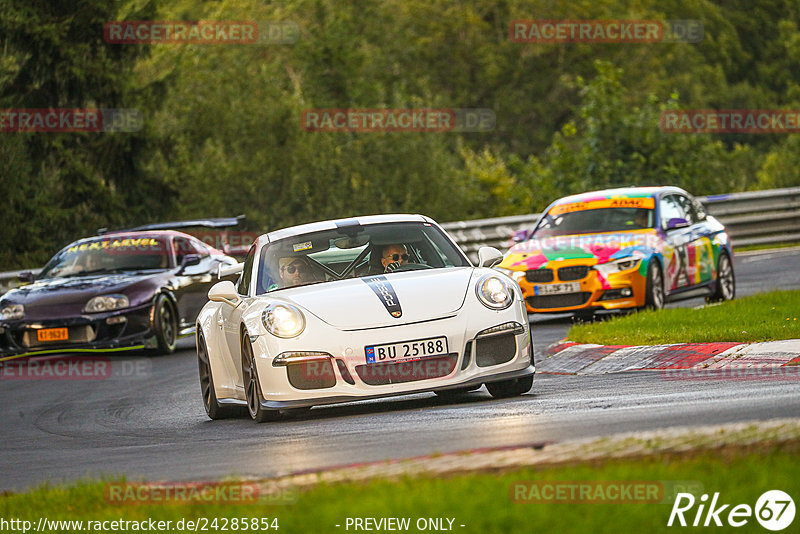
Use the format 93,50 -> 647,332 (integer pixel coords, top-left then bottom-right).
1,441 -> 798,534
568,289 -> 800,345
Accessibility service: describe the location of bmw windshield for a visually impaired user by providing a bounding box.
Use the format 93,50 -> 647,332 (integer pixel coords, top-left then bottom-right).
534,198 -> 656,237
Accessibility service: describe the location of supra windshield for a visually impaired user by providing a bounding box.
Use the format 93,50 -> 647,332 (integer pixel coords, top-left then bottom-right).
255,222 -> 469,294
534,207 -> 655,237
39,237 -> 170,278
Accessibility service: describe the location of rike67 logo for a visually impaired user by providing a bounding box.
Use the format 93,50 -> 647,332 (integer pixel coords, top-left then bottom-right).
668,490 -> 795,531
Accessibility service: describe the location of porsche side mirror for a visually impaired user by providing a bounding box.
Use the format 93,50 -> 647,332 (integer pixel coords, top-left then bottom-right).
18,271 -> 35,284
208,281 -> 241,307
218,262 -> 244,280
176,254 -> 201,275
478,246 -> 504,268
666,217 -> 690,230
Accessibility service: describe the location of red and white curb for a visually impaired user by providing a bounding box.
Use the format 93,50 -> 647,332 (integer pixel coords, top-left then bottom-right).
538,339 -> 800,378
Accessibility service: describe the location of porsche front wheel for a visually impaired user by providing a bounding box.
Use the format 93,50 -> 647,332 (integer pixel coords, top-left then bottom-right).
486,375 -> 533,398
198,333 -> 241,419
241,335 -> 279,423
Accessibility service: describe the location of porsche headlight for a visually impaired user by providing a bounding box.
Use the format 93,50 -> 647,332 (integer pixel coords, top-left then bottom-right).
84,294 -> 129,313
594,258 -> 641,277
0,303 -> 24,320
262,303 -> 306,338
476,275 -> 514,310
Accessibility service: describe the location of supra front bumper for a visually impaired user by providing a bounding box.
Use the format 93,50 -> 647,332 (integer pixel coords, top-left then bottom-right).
518,266 -> 648,313
0,303 -> 157,357
248,302 -> 534,407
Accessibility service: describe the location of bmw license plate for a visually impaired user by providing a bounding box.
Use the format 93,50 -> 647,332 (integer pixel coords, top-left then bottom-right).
37,327 -> 69,342
534,282 -> 581,296
365,336 -> 448,364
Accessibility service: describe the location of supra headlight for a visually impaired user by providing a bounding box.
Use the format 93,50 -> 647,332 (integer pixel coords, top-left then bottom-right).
476,275 -> 514,310
262,303 -> 306,338
84,294 -> 129,313
594,258 -> 641,277
0,303 -> 24,320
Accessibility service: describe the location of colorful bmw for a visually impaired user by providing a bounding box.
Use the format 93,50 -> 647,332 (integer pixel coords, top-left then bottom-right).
496,187 -> 735,317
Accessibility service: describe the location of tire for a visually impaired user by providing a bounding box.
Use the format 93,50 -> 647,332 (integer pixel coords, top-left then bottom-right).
434,385 -> 482,398
153,294 -> 177,354
241,334 -> 280,423
486,375 -> 533,399
644,261 -> 665,310
708,252 -> 735,302
197,333 -> 242,420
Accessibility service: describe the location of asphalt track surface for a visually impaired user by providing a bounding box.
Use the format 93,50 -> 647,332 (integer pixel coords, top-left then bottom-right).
1,248 -> 799,491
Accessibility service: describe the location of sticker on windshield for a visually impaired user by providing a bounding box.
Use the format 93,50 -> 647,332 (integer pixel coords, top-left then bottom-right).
292,241 -> 313,252
550,197 -> 655,216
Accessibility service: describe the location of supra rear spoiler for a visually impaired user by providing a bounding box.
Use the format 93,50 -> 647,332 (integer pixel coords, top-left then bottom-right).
98,215 -> 246,235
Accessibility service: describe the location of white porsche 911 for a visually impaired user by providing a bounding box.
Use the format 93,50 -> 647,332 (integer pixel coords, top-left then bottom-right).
196,214 -> 534,422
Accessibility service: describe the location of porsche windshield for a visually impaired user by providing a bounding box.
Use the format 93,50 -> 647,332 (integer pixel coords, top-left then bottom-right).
255,222 -> 469,294
39,237 -> 170,278
533,207 -> 655,237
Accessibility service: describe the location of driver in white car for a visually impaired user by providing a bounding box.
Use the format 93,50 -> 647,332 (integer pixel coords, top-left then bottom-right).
381,244 -> 410,273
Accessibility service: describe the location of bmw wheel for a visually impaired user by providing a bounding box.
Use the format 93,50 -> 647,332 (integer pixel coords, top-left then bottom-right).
708,252 -> 735,302
644,261 -> 665,310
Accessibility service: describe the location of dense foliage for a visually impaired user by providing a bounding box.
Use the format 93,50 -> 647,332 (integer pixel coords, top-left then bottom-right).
2,0 -> 799,268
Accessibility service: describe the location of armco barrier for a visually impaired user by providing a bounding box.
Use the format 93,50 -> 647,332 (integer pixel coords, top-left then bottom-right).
1,187 -> 799,295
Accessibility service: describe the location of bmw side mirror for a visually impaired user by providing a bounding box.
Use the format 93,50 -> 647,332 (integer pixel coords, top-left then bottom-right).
177,254 -> 201,274
208,281 -> 241,307
666,217 -> 690,230
511,229 -> 529,243
478,246 -> 504,268
18,271 -> 35,284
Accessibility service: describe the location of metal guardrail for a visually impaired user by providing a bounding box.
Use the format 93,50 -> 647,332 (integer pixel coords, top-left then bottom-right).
1,187 -> 799,295
441,186 -> 800,259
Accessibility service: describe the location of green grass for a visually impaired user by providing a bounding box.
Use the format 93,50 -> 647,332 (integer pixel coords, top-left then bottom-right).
568,290 -> 800,345
735,242 -> 800,252
2,442 -> 798,533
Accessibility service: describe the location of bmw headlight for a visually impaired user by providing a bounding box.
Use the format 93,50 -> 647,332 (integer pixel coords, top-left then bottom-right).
494,267 -> 525,283
84,294 -> 129,313
594,258 -> 641,277
0,303 -> 24,320
262,303 -> 306,338
476,275 -> 514,310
